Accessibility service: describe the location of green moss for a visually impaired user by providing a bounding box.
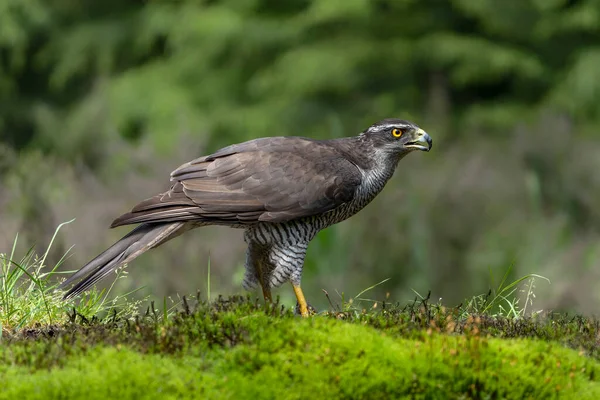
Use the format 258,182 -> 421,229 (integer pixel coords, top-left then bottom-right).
2,313 -> 600,399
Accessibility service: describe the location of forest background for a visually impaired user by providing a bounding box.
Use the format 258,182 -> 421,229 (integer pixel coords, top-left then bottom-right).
1,0 -> 599,312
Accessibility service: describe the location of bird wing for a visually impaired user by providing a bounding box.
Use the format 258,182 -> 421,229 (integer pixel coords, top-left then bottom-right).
110,137 -> 363,227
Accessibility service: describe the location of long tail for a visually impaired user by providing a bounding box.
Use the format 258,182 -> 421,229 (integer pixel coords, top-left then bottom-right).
59,222 -> 188,299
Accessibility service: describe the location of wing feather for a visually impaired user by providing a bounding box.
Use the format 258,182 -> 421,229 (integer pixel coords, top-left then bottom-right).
111,137 -> 362,227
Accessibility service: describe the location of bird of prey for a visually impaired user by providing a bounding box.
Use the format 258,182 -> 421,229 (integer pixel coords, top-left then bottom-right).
60,119 -> 432,316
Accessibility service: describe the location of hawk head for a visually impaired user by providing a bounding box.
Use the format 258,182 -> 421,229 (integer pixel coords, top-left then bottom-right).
362,119 -> 432,154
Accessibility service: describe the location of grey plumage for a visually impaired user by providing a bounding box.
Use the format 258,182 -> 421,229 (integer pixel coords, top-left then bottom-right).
59,118 -> 432,313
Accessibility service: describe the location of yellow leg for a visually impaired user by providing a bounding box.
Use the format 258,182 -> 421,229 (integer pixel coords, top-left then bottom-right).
292,284 -> 309,317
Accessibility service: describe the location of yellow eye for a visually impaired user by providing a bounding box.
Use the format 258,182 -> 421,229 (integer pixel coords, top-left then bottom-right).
392,128 -> 403,138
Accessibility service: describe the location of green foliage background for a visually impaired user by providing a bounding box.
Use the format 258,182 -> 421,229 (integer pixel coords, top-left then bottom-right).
1,0 -> 599,311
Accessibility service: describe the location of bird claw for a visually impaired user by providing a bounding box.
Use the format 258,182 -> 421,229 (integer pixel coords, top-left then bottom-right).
294,302 -> 317,317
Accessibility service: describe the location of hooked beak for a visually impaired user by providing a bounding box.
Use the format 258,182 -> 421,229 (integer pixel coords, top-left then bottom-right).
404,128 -> 432,152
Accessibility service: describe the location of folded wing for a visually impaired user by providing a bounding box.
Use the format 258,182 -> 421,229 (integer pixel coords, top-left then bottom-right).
111,137 -> 362,227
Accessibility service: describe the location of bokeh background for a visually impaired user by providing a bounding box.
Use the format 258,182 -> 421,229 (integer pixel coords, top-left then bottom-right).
1,0 -> 599,312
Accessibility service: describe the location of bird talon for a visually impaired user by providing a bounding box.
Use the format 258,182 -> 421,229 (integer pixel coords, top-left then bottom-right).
295,302 -> 316,317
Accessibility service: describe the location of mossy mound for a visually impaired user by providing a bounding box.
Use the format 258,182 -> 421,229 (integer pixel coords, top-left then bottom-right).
1,297 -> 599,399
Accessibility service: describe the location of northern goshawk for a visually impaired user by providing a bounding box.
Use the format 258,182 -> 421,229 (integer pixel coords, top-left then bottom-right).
60,119 -> 432,316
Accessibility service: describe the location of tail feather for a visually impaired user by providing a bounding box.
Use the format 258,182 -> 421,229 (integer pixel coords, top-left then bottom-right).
59,222 -> 188,299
